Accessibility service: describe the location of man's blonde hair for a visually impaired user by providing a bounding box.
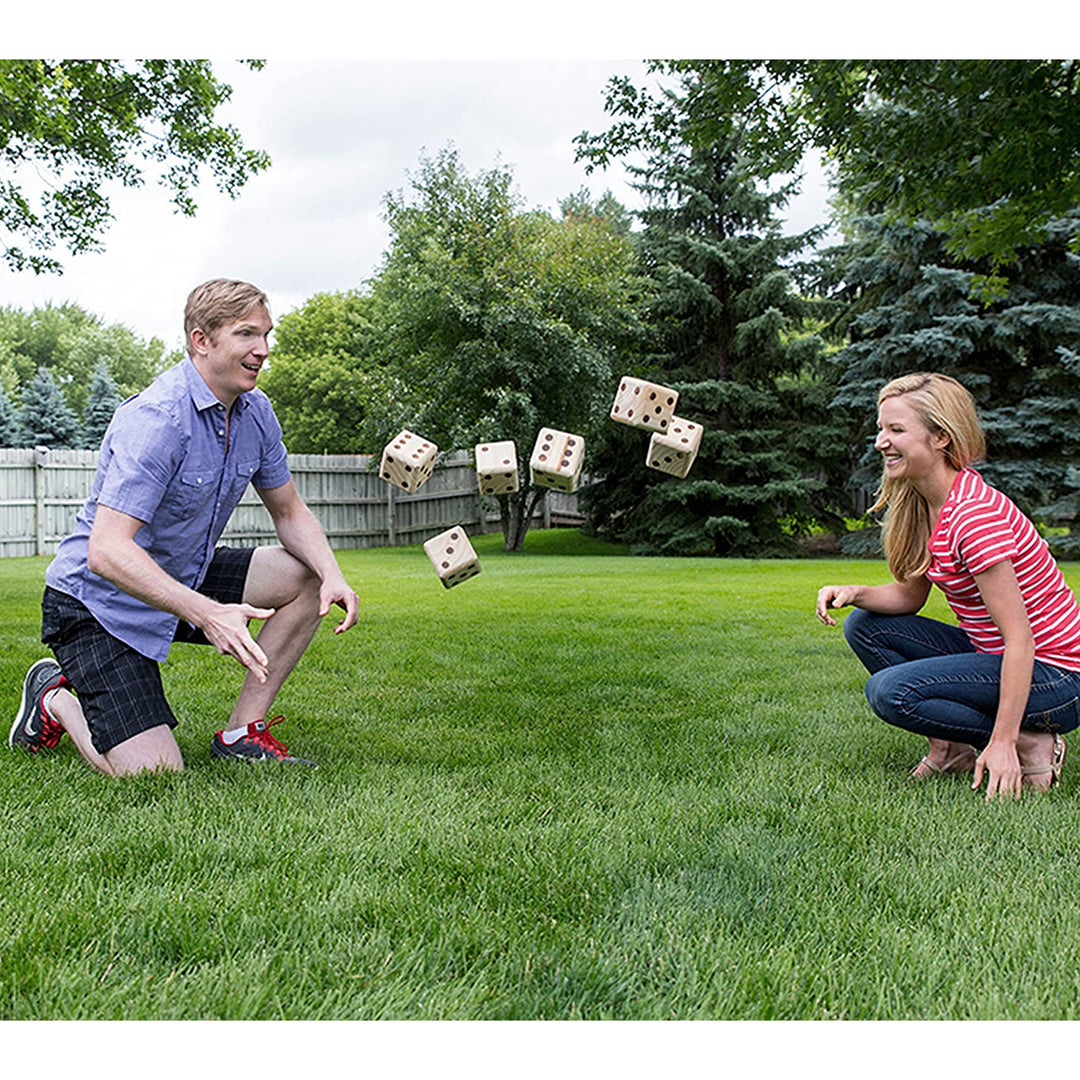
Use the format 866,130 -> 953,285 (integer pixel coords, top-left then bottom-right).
871,372 -> 986,581
184,279 -> 270,356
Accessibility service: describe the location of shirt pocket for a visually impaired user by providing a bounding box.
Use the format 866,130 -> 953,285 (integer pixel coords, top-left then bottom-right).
226,460 -> 259,509
164,468 -> 217,515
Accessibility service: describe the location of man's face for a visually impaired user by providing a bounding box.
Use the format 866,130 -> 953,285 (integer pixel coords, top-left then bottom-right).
191,304 -> 273,406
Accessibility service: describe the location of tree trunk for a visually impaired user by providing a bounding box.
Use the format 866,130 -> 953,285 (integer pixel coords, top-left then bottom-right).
504,486 -> 546,551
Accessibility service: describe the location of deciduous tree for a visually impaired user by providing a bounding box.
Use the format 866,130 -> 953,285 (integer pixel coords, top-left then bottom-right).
371,149 -> 644,550
1,59 -> 270,274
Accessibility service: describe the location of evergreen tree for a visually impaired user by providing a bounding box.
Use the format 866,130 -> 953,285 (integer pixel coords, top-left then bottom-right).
582,135 -> 845,555
82,359 -> 123,449
828,211 -> 1080,551
0,383 -> 22,447
18,368 -> 80,449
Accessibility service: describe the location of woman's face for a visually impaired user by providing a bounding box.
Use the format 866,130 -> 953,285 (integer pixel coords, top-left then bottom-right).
875,394 -> 950,483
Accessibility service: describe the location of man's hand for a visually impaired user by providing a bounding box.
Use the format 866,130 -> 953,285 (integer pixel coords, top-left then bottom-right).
319,575 -> 359,634
197,601 -> 277,682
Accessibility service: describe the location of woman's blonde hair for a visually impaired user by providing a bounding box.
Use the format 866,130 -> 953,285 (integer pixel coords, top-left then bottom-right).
870,372 -> 986,581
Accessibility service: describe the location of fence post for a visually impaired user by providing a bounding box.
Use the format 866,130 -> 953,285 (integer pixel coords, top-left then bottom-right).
34,445 -> 48,556
387,481 -> 396,547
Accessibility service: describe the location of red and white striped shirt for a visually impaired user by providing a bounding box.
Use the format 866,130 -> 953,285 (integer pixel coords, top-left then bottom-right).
926,468 -> 1080,671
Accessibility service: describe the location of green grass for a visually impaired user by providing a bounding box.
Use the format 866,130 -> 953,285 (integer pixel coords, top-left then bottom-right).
4,530 -> 1080,1019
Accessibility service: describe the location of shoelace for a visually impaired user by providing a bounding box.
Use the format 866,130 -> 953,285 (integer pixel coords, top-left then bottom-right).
247,715 -> 291,756
39,676 -> 68,748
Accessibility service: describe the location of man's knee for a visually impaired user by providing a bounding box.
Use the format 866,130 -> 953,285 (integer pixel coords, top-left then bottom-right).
245,547 -> 320,609
105,725 -> 184,776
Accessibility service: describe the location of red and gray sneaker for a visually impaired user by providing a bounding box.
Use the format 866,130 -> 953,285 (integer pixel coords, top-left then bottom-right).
210,715 -> 317,767
10,658 -> 68,752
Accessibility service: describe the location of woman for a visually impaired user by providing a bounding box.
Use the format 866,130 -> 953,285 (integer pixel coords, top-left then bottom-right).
816,372 -> 1080,799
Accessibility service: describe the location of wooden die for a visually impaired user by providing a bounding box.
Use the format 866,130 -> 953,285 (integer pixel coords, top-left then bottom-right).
475,440 -> 520,496
529,428 -> 585,493
423,526 -> 481,589
380,430 -> 437,494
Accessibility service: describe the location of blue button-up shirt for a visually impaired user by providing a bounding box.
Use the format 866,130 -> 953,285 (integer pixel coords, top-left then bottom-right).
46,358 -> 291,661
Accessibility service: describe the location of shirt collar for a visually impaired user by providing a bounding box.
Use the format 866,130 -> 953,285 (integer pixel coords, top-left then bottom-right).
184,356 -> 250,413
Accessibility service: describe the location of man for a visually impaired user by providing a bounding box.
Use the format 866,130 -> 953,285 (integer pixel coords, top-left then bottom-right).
10,279 -> 359,775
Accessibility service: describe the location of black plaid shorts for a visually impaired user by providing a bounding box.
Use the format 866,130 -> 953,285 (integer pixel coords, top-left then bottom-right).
41,546 -> 255,755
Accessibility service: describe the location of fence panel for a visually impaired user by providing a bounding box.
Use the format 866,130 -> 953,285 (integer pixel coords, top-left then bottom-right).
0,447 -> 584,558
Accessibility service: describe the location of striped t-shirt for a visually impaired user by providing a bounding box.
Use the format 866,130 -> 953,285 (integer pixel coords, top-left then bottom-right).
926,468 -> 1080,670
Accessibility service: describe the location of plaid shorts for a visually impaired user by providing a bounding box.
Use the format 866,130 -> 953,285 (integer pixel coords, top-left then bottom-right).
41,546 -> 255,755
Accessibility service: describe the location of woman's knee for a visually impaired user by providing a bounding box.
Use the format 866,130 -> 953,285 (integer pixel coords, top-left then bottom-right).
864,668 -> 904,725
842,606 -> 875,650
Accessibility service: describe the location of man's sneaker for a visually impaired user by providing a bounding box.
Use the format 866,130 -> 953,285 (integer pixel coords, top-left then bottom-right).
10,658 -> 67,752
210,715 -> 317,767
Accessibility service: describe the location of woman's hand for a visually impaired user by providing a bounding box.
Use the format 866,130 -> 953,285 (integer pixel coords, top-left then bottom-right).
972,740 -> 1024,800
816,585 -> 861,625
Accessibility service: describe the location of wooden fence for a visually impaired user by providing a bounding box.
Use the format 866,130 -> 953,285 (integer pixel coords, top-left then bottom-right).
0,447 -> 585,558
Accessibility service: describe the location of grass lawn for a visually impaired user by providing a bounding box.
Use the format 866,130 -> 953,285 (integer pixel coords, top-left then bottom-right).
4,529 -> 1080,1020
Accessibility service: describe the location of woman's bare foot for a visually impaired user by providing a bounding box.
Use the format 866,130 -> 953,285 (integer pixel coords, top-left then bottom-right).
910,737 -> 978,780
1017,731 -> 1066,791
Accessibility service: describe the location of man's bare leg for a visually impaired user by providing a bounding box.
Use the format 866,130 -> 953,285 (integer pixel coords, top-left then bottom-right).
223,546 -> 324,732
46,688 -> 183,776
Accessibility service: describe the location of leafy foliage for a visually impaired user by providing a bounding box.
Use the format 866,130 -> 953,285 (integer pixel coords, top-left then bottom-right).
1,59 -> 270,273
0,381 -> 22,447
577,60 -> 1080,275
260,291 -> 386,454
369,149 -> 645,549
0,302 -> 171,416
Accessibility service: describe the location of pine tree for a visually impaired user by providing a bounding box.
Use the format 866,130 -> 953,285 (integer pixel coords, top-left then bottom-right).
82,358 -> 123,449
582,136 -> 845,555
0,382 -> 22,447
18,367 -> 80,449
828,211 -> 1080,551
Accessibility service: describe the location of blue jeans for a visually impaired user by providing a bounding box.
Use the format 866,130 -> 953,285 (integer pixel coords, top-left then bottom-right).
843,608 -> 1080,747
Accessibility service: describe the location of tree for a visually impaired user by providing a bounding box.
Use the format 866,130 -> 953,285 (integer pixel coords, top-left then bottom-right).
0,382 -> 21,447
576,60 -> 1080,280
19,367 -> 80,448
826,210 -> 1080,551
370,149 -> 644,550
1,59 -> 270,274
0,302 -> 169,414
83,359 -> 123,449
580,128 -> 842,555
259,290 -> 389,454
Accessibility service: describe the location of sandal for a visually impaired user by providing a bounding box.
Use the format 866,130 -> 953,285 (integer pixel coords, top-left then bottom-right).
1021,733 -> 1067,790
910,743 -> 978,781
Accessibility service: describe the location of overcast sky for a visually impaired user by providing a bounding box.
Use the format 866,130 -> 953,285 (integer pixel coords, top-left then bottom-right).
3,57 -> 836,352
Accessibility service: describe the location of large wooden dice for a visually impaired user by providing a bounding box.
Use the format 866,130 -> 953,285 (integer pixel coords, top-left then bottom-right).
380,430 -> 437,494
423,526 -> 481,589
529,428 -> 585,493
609,376 -> 679,433
475,440 -> 520,496
647,416 -> 703,478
